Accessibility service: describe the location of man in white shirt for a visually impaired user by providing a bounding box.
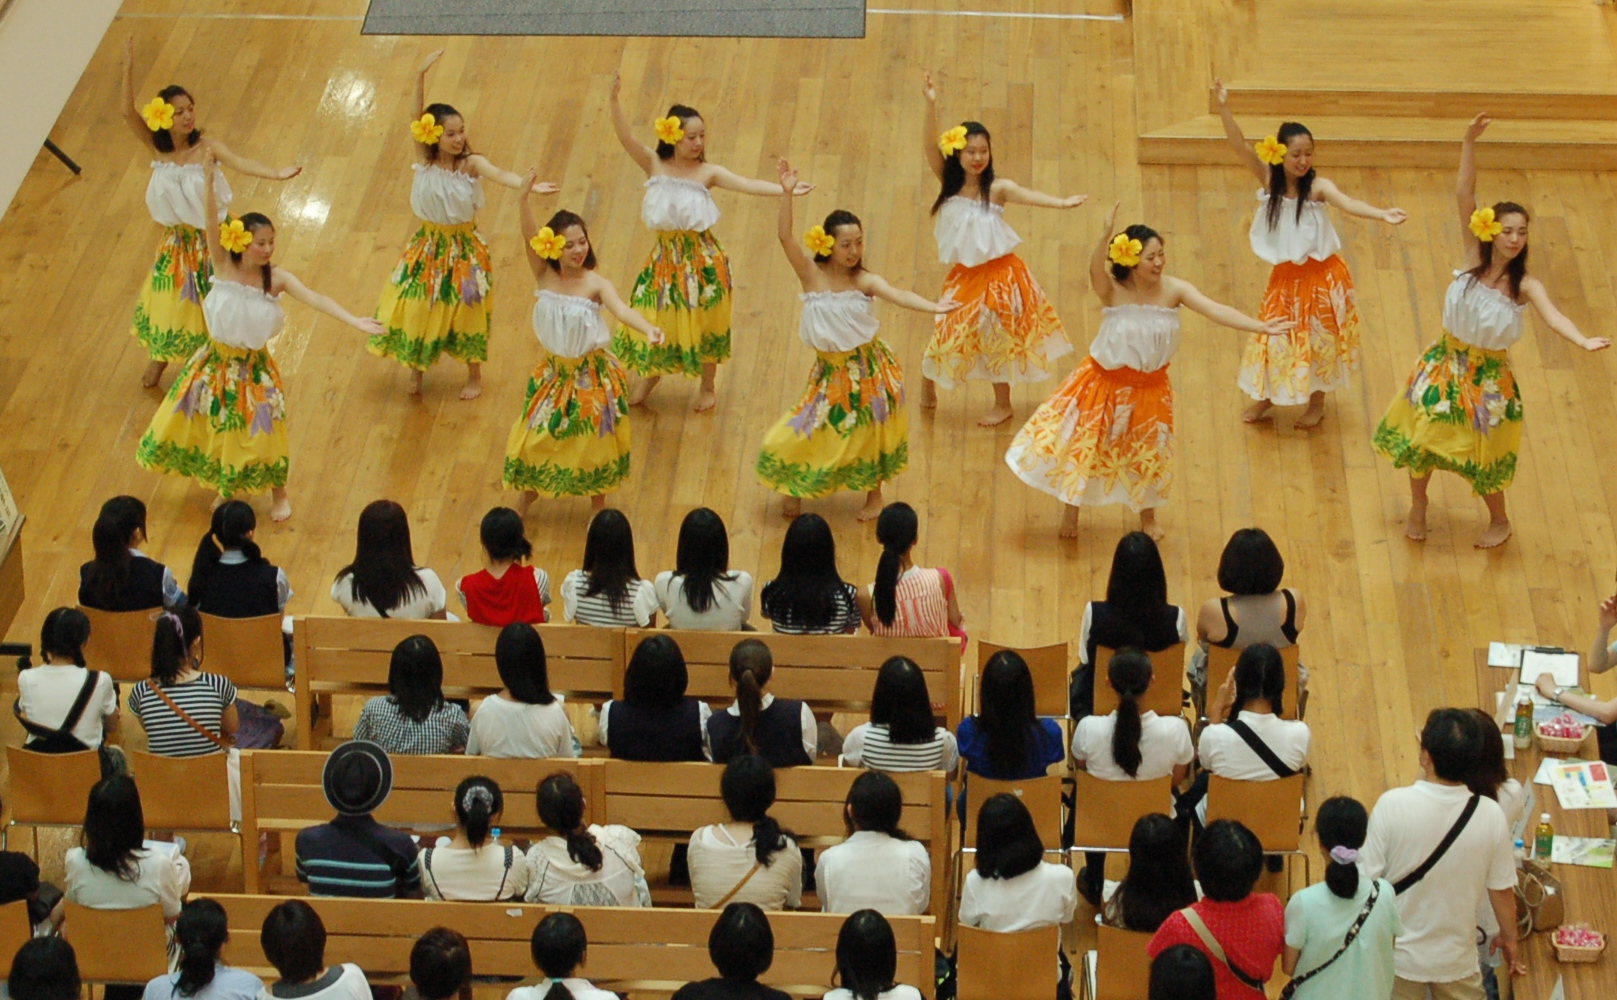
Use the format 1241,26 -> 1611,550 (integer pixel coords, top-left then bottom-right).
1360,708 -> 1520,1000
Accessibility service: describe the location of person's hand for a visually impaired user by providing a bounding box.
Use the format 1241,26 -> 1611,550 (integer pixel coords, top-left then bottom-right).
1581,337 -> 1611,351
1060,194 -> 1089,209
922,69 -> 937,104
1489,934 -> 1526,977
520,167 -> 539,197
419,48 -> 444,73
1383,207 -> 1408,225
647,325 -> 666,345
778,157 -> 798,192
790,180 -> 815,196
276,165 -> 303,180
530,180 -> 559,195
1213,77 -> 1228,107
1598,592 -> 1617,632
356,317 -> 386,336
1103,200 -> 1120,234
1535,672 -> 1559,700
201,147 -> 217,170
1211,666 -> 1238,721
611,69 -> 622,102
934,296 -> 962,314
1261,319 -> 1296,337
1465,112 -> 1492,142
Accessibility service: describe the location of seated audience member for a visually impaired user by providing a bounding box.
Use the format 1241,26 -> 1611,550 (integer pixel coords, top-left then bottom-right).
79,495 -> 184,611
458,506 -> 552,626
706,639 -> 815,767
295,741 -> 421,898
129,607 -> 239,758
260,899 -> 371,1000
1070,531 -> 1186,720
16,607 -> 121,755
525,771 -> 651,907
957,651 -> 1064,781
689,756 -> 802,911
1185,643 -> 1309,828
758,514 -> 860,635
599,635 -> 710,761
410,928 -> 472,1000
506,913 -> 619,1000
1148,945 -> 1216,1000
669,903 -> 792,1000
0,839 -> 62,933
467,623 -> 578,758
1282,797 -> 1400,1000
187,499 -> 291,624
1101,814 -> 1197,932
8,938 -> 82,1000
419,777 -> 529,901
958,794 -> 1076,932
1536,591 -> 1617,765
64,775 -> 191,921
855,503 -> 963,645
330,500 -> 448,619
841,656 -> 957,774
824,909 -> 924,1000
352,635 -> 469,755
1190,528 -> 1306,712
816,772 -> 930,916
561,509 -> 658,627
142,898 -> 262,1000
1148,820 -> 1284,1000
656,508 -> 753,630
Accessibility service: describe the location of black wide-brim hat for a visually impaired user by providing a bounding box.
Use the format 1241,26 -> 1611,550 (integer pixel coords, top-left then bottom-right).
322,740 -> 393,816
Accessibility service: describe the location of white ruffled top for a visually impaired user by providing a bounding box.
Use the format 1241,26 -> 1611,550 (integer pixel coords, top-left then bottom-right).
533,290 -> 611,358
1248,191 -> 1341,266
934,195 -> 1021,267
1088,304 -> 1181,373
146,161 -> 231,229
1443,271 -> 1526,351
641,175 -> 720,232
799,290 -> 880,353
204,279 -> 284,351
410,163 -> 484,226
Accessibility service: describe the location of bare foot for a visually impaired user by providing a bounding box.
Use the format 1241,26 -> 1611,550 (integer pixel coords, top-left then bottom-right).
857,489 -> 884,521
460,365 -> 482,401
1140,508 -> 1165,540
269,489 -> 292,523
920,378 -> 938,410
590,494 -> 607,511
1405,498 -> 1428,541
1475,520 -> 1513,549
515,490 -> 538,517
977,406 -> 1014,427
1294,394 -> 1326,429
408,369 -> 425,396
782,497 -> 802,519
1242,399 -> 1274,424
692,388 -> 717,413
629,376 -> 660,405
141,361 -> 167,388
1059,504 -> 1080,539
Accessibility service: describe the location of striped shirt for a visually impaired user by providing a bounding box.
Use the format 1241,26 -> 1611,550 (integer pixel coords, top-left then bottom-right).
295,816 -> 421,898
560,570 -> 658,627
842,722 -> 959,772
760,581 -> 862,634
128,673 -> 237,758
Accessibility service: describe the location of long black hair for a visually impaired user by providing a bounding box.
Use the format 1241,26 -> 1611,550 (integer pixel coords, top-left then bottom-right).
1316,796 -> 1367,901
844,771 -> 911,841
655,104 -> 702,160
228,212 -> 275,293
538,772 -> 602,871
580,508 -> 638,614
1109,224 -> 1162,283
388,634 -> 446,723
420,102 -> 472,163
1106,531 -> 1170,621
38,607 -> 91,666
1106,649 -> 1153,778
454,776 -> 502,849
623,634 -> 689,709
150,85 -> 202,153
721,755 -> 791,866
869,656 -> 935,744
173,899 -> 229,997
930,120 -> 994,215
873,503 -> 918,628
1465,201 -> 1530,302
82,774 -> 145,882
833,910 -> 899,1000
1230,642 -> 1286,717
495,622 -> 555,705
1263,122 -> 1315,229
151,606 -> 204,686
977,650 -> 1036,778
531,913 -> 589,1000
675,507 -> 737,615
760,513 -> 848,630
974,793 -> 1042,879
1115,813 -> 1196,932
188,498 -> 263,600
814,210 -> 866,271
86,495 -> 148,607
336,500 -> 427,616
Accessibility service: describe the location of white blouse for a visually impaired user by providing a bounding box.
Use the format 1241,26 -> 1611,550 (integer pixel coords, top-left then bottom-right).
418,841 -> 529,901
799,290 -> 881,352
466,693 -> 579,759
1443,271 -> 1526,350
204,280 -> 285,351
641,175 -> 720,232
1248,191 -> 1342,266
147,160 -> 231,229
815,831 -> 931,916
534,291 -> 612,358
524,824 -> 652,907
653,570 -> 754,630
1087,304 -> 1181,372
330,567 -> 448,619
410,163 -> 484,226
688,824 -> 803,910
959,861 -> 1077,932
934,196 -> 1021,267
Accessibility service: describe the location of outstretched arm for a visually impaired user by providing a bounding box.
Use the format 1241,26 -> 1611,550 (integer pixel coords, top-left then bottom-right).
1090,202 -> 1120,301
206,139 -> 301,181
609,70 -> 656,174
120,36 -> 154,146
596,275 -> 664,343
1591,593 -> 1617,675
1521,277 -> 1611,351
1313,177 -> 1406,224
415,48 -> 441,119
201,150 -> 230,271
1213,79 -> 1268,186
710,164 -> 808,197
1457,113 -> 1488,232
776,159 -> 816,284
464,154 -> 559,194
859,271 -> 958,314
276,269 -> 385,334
998,178 -> 1087,210
1169,276 -> 1291,336
921,70 -> 945,181
517,169 -> 548,281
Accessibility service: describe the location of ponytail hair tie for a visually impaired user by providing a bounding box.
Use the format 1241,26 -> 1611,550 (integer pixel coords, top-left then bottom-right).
161,611 -> 185,644
461,785 -> 495,814
1329,845 -> 1360,865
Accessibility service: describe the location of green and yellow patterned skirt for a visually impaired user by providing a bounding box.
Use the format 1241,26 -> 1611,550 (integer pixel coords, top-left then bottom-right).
369,220 -> 492,368
503,347 -> 632,497
136,341 -> 289,496
133,224 -> 214,362
612,228 -> 732,377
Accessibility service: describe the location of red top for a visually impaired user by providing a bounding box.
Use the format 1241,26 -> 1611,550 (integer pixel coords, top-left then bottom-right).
459,566 -> 549,627
1147,894 -> 1285,1000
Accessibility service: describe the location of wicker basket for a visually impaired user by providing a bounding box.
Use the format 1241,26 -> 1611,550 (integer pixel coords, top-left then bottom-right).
1552,927 -> 1606,963
1537,724 -> 1593,755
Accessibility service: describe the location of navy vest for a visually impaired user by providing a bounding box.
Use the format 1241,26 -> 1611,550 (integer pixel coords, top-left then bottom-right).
706,698 -> 813,767
78,556 -> 167,612
191,560 -> 281,619
605,699 -> 706,762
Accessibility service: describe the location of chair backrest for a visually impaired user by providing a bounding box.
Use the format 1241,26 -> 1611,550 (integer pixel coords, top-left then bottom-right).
1205,643 -> 1301,720
5,746 -> 102,825
78,606 -> 157,683
962,774 -> 1064,850
1092,644 -> 1186,717
0,899 -> 33,979
1205,773 -> 1306,852
955,924 -> 1059,1000
976,642 -> 1069,717
1094,924 -> 1155,1000
126,750 -> 234,831
1069,772 -> 1175,851
200,612 -> 286,690
62,902 -> 171,982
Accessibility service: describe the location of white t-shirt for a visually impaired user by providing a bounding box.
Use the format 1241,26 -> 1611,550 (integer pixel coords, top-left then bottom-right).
825,988 -> 924,1000
263,963 -> 370,1000
959,861 -> 1076,932
330,569 -> 447,619
507,981 -> 620,1000
1071,710 -> 1194,781
561,570 -> 658,627
688,823 -> 803,910
816,831 -> 931,916
654,570 -> 754,630
1359,780 -> 1516,983
466,693 -> 579,758
1196,710 -> 1311,824
418,842 -> 529,901
17,663 -> 119,748
64,844 -> 192,918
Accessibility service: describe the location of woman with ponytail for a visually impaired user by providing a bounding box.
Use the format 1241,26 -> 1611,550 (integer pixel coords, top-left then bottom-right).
418,777 -> 529,900
143,898 -> 262,1000
508,913 -> 618,1000
79,496 -> 183,612
17,607 -> 121,752
706,639 -> 815,767
525,771 -> 650,907
856,503 -> 963,647
129,606 -> 240,759
187,500 -> 289,620
1280,797 -> 1400,1000
688,755 -> 803,911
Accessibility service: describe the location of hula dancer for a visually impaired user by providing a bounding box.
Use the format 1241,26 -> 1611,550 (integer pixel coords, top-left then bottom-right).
607,71 -> 813,412
1006,204 -> 1289,539
137,151 -> 384,522
757,160 -> 958,521
504,172 -> 664,514
1214,80 -> 1407,429
920,70 -> 1085,427
370,48 -> 560,399
1373,114 -> 1609,548
121,36 -> 301,389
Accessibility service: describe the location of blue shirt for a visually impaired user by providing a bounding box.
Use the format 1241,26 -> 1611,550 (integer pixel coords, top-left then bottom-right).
1283,877 -> 1402,1000
295,815 -> 421,898
956,716 -> 1065,780
142,966 -> 263,1000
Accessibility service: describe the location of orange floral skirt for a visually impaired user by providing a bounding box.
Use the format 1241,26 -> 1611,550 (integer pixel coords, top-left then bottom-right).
922,253 -> 1070,388
1005,358 -> 1173,510
1238,254 -> 1361,405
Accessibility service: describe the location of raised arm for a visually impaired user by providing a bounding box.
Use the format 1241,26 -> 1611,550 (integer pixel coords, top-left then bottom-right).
1169,276 -> 1291,336
120,36 -> 155,146
1089,202 -> 1121,300
1313,177 -> 1406,224
997,178 -> 1087,210
275,269 -> 385,335
859,271 -> 958,314
921,70 -> 945,181
415,48 -> 441,119
1213,79 -> 1268,186
464,154 -> 559,195
201,150 -> 230,271
1520,277 -> 1611,351
1591,593 -> 1617,675
609,71 -> 656,175
595,274 -> 663,343
206,139 -> 301,181
517,170 -> 549,281
776,159 -> 816,284
1457,113 -> 1488,232
709,163 -> 806,198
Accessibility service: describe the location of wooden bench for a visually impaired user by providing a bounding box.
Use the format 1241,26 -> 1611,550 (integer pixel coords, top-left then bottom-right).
198,894 -> 935,997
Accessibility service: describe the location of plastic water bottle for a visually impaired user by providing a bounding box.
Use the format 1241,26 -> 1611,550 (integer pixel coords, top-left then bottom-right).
1514,838 -> 1527,861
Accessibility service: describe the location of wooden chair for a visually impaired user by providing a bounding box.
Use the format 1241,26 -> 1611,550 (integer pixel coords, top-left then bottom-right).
977,641 -> 1069,717
0,899 -> 33,979
1092,644 -> 1186,717
1069,772 -> 1175,855
126,750 -> 236,832
1205,773 -> 1310,882
956,924 -> 1060,1000
1081,924 -> 1154,1000
1205,643 -> 1302,720
78,606 -> 157,683
200,612 -> 287,690
963,774 -> 1065,851
62,902 -> 171,983
3,747 -> 102,848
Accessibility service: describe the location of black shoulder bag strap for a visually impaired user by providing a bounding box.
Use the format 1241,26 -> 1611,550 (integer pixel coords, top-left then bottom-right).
1392,794 -> 1480,895
15,670 -> 102,748
1278,881 -> 1382,999
1225,718 -> 1298,778
335,820 -> 414,884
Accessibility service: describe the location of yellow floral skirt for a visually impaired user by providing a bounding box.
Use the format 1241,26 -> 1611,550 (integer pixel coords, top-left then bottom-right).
1005,358 -> 1173,511
1238,254 -> 1361,405
922,253 -> 1070,388
756,338 -> 909,498
612,229 -> 732,377
503,348 -> 632,497
136,341 -> 289,496
368,220 -> 493,368
133,224 -> 214,362
1372,331 -> 1522,496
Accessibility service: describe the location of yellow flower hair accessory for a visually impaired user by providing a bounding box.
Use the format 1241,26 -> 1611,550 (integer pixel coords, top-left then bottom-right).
804,225 -> 836,257
218,217 -> 253,254
410,113 -> 444,145
1254,135 -> 1287,166
654,115 -> 685,145
141,97 -> 175,132
1107,232 -> 1143,268
1469,206 -> 1503,242
529,226 -> 566,260
938,125 -> 968,156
